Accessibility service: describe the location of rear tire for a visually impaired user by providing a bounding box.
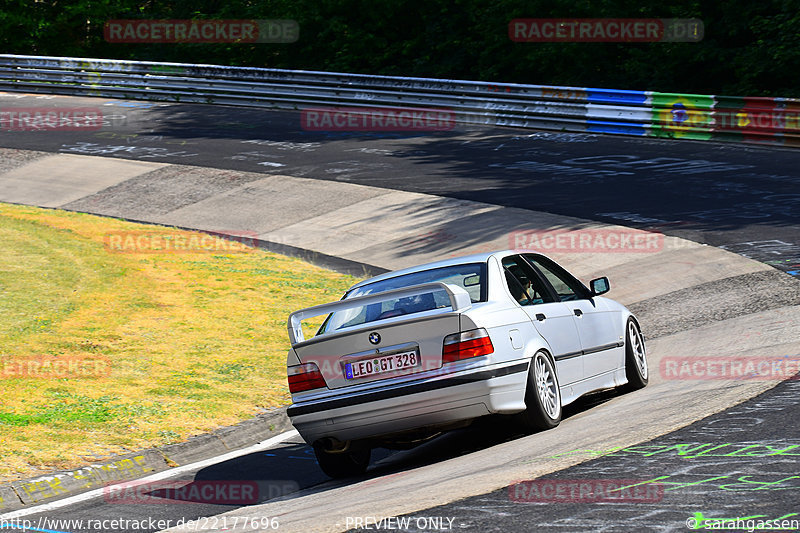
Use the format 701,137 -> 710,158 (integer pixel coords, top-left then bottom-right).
622,318 -> 648,391
313,442 -> 371,479
517,351 -> 562,432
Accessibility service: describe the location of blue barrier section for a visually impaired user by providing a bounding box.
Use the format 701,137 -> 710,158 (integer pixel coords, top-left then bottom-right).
586,120 -> 647,135
587,89 -> 648,105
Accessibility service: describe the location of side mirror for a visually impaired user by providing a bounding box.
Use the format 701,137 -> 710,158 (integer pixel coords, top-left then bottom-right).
590,277 -> 610,296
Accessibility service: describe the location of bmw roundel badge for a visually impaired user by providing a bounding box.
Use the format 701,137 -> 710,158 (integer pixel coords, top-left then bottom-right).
368,332 -> 381,345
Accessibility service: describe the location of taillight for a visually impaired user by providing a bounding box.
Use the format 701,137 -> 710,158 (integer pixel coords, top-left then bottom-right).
287,363 -> 326,393
442,328 -> 494,364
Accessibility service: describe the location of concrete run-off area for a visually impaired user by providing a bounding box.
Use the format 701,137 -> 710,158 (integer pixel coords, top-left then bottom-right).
0,149 -> 798,532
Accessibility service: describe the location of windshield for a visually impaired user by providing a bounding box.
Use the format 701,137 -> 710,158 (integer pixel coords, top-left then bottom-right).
317,263 -> 486,334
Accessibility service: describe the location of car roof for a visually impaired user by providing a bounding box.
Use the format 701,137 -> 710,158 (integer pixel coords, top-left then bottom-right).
349,249 -> 529,291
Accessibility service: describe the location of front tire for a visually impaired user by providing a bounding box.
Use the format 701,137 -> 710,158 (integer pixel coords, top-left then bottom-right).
622,317 -> 648,391
313,442 -> 371,479
518,351 -> 562,432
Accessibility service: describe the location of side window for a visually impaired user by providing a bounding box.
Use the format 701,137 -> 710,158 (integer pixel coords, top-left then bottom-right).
524,255 -> 587,302
501,256 -> 553,306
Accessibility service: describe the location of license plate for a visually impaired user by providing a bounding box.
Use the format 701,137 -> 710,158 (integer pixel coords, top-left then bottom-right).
344,350 -> 420,380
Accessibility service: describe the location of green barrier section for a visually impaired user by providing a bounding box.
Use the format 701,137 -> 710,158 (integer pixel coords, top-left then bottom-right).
649,92 -> 714,140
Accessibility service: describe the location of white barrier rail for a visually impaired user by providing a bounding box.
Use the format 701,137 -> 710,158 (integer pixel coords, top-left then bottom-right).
0,54 -> 798,146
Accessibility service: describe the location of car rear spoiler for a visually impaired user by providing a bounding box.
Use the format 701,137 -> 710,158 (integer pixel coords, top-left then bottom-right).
287,282 -> 472,345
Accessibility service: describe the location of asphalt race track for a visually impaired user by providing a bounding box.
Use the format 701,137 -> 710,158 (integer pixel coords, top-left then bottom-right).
0,92 -> 799,533
0,93 -> 798,278
388,378 -> 800,533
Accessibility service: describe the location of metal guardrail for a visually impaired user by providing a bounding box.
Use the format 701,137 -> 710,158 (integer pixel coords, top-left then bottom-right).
0,54 -> 798,146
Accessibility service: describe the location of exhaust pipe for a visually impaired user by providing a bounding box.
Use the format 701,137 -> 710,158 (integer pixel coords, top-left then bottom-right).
318,437 -> 351,453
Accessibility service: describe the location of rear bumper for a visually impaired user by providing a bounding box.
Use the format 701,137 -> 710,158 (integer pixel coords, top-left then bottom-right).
287,361 -> 530,444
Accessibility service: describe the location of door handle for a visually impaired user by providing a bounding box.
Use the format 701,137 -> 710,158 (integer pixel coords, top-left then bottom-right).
574,309 -> 583,317
535,313 -> 546,321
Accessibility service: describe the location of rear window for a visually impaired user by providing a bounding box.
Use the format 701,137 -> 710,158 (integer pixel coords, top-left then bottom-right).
318,263 -> 486,334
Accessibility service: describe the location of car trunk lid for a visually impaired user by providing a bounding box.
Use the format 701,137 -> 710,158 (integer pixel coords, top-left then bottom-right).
288,282 -> 471,390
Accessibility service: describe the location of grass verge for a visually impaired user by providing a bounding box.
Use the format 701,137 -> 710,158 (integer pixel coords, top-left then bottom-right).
0,202 -> 361,481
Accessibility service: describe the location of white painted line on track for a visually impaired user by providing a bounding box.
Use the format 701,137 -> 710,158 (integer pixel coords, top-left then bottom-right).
0,430 -> 300,521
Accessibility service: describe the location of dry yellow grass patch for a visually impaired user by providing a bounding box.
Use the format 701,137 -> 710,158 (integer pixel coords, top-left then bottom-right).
0,202 -> 361,481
